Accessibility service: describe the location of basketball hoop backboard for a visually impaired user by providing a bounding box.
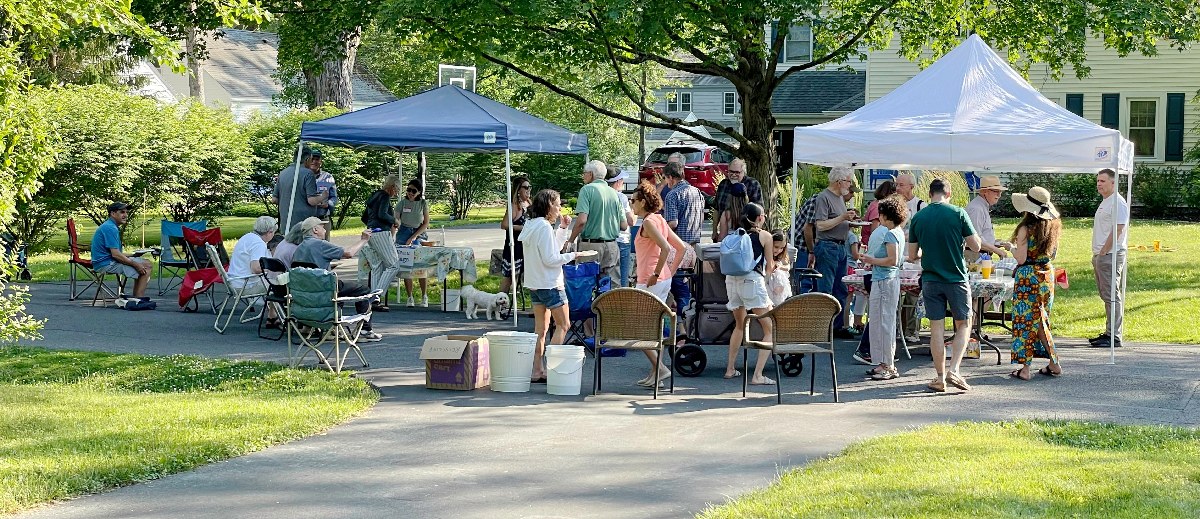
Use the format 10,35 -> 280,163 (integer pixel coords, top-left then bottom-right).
438,65 -> 477,92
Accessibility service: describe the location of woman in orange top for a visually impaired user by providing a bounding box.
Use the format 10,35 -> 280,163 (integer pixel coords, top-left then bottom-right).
630,181 -> 687,388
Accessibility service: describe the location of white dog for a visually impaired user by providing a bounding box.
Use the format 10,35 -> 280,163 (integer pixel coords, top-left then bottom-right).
462,285 -> 510,321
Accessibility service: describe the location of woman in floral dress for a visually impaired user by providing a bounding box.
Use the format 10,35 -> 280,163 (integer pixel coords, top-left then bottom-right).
1008,186 -> 1063,380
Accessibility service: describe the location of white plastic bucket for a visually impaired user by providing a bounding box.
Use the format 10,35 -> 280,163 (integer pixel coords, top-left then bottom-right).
545,344 -> 585,396
486,331 -> 537,392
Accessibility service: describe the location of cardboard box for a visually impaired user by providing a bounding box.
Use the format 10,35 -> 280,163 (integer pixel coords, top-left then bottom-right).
420,335 -> 490,390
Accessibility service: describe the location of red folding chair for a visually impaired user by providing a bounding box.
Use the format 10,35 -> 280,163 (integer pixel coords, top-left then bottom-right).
181,227 -> 228,313
67,218 -> 126,306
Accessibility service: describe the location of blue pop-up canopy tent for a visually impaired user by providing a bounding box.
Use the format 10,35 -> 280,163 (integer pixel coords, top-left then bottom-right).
283,85 -> 590,325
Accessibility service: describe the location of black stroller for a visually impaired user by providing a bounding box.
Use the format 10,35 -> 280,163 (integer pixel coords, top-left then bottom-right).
674,243 -> 817,377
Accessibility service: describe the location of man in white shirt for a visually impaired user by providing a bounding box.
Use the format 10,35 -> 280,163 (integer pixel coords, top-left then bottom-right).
1090,168 -> 1129,348
964,175 -> 1012,264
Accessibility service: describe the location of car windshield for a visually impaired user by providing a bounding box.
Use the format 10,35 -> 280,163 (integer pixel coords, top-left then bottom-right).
647,148 -> 704,164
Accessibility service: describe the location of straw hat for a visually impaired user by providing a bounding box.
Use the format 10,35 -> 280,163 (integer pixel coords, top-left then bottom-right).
977,175 -> 1007,191
1011,186 -> 1060,220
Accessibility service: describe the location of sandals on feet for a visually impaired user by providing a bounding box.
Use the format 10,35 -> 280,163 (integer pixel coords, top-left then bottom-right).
749,376 -> 776,385
1008,369 -> 1031,381
723,370 -> 742,379
1038,366 -> 1062,377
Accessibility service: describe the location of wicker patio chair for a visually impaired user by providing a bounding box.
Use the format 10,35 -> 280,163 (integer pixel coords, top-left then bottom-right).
591,287 -> 676,399
745,292 -> 842,403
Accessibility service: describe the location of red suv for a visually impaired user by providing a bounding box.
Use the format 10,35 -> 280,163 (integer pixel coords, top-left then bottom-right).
638,143 -> 734,200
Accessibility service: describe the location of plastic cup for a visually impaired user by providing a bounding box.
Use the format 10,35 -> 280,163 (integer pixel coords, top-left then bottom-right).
981,266 -> 992,279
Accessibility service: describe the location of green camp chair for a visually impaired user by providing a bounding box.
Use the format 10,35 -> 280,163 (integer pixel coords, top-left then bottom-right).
284,267 -> 382,373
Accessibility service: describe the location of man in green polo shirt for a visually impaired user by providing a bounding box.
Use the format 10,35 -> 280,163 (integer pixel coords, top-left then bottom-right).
564,159 -> 627,285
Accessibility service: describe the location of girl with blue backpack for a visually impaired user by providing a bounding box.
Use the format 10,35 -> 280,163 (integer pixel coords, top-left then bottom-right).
720,203 -> 775,386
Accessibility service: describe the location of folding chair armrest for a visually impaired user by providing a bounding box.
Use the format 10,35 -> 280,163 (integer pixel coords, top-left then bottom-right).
334,289 -> 383,304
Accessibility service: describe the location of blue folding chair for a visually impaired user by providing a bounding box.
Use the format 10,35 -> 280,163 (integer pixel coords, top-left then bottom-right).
963,171 -> 981,195
158,220 -> 207,295
561,262 -> 615,352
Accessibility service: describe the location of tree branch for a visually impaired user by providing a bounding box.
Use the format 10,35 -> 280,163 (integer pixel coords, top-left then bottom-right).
772,0 -> 900,88
417,19 -> 739,153
585,9 -> 750,147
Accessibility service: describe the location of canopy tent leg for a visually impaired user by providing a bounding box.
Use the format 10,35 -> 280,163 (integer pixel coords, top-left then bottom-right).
418,152 -> 427,196
787,163 -> 800,247
282,142 -> 306,233
1108,168 -> 1133,364
505,149 -> 517,327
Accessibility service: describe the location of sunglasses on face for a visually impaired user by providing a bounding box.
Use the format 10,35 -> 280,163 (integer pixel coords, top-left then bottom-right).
407,188 -> 418,193
520,185 -> 531,190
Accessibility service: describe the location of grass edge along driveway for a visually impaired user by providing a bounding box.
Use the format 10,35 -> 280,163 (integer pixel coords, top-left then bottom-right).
0,347 -> 379,515
699,420 -> 1200,518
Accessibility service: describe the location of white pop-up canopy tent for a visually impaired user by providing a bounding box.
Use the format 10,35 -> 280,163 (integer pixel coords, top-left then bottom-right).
791,34 -> 1132,359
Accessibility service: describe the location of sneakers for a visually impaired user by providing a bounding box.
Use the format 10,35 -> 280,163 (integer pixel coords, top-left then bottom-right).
1089,334 -> 1122,348
946,371 -> 972,391
871,367 -> 899,380
852,351 -> 873,365
358,330 -> 383,342
904,335 -> 922,345
421,295 -> 429,308
406,296 -> 415,307
927,377 -> 946,392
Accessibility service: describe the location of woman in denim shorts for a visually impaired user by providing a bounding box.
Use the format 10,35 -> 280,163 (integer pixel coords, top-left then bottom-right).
723,203 -> 776,386
518,189 -> 597,382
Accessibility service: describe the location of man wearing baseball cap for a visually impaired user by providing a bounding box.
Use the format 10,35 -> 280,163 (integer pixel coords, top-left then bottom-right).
272,146 -> 330,232
964,175 -> 1013,264
91,202 -> 153,299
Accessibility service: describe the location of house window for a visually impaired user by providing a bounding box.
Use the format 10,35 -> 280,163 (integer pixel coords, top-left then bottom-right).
723,92 -> 739,116
1129,100 -> 1157,157
667,91 -> 691,112
783,25 -> 812,62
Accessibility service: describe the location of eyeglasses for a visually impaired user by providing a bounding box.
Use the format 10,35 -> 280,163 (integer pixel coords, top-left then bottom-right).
406,188 -> 418,193
728,170 -> 744,174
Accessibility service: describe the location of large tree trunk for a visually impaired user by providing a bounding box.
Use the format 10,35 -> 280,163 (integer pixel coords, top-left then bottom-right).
304,27 -> 362,110
184,24 -> 204,101
738,71 -> 780,229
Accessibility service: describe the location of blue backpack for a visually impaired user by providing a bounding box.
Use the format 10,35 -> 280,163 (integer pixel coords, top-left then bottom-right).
719,229 -> 761,276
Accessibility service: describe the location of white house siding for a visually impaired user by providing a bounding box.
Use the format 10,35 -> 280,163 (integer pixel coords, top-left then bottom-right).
866,36 -> 1200,167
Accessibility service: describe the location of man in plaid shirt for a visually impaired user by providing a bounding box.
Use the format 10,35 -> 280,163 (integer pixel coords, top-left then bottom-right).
791,191 -> 820,293
663,161 -> 704,310
711,158 -> 762,241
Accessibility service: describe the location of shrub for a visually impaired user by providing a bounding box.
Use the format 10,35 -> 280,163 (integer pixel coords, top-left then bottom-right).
997,173 -> 1099,218
1133,164 -> 1188,217
243,107 -> 399,230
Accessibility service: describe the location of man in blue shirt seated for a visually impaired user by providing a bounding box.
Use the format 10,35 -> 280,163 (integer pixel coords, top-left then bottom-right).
91,202 -> 153,298
291,217 -> 382,342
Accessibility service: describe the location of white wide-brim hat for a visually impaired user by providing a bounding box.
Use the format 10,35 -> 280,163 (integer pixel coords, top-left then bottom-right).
1011,186 -> 1060,220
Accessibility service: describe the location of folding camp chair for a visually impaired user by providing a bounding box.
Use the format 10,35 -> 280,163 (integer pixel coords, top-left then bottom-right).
284,267 -> 382,373
158,220 -> 206,295
207,243 -> 267,334
561,261 -> 611,347
182,227 -> 227,313
66,218 -> 126,305
257,257 -> 290,340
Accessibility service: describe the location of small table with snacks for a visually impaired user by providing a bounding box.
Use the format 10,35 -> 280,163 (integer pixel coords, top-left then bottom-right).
394,246 -> 478,312
841,273 -> 1014,365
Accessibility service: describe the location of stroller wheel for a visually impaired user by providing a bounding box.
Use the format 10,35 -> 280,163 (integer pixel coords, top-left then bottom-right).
673,344 -> 707,377
779,354 -> 805,377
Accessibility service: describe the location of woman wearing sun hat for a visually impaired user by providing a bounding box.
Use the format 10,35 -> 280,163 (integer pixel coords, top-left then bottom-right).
1008,186 -> 1063,380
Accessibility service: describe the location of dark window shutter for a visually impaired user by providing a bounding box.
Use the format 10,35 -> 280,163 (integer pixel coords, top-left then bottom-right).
1065,94 -> 1083,117
1166,93 -> 1185,161
772,22 -> 783,63
1100,93 -> 1119,129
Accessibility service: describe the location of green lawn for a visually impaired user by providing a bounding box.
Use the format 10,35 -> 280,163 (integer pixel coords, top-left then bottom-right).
700,420 -> 1200,518
990,218 -> 1199,344
0,347 -> 379,515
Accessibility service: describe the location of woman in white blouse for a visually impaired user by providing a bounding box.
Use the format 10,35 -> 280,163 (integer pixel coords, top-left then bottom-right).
518,189 -> 597,382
